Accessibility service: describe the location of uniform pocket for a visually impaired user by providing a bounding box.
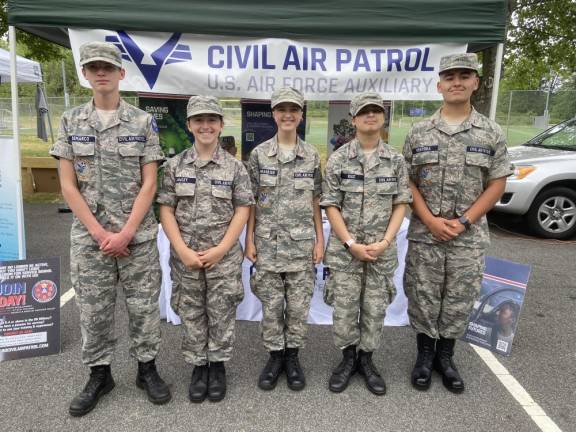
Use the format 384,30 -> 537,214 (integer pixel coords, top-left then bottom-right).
323,269 -> 334,307
118,142 -> 145,157
294,176 -> 315,191
412,148 -> 439,165
72,141 -> 95,156
211,185 -> 233,200
175,181 -> 196,197
340,178 -> 364,193
259,166 -> 278,186
376,179 -> 398,195
254,224 -> 272,239
289,228 -> 315,260
465,147 -> 492,169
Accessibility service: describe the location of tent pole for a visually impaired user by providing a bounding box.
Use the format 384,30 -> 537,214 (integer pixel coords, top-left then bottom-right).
489,43 -> 504,121
8,26 -> 26,259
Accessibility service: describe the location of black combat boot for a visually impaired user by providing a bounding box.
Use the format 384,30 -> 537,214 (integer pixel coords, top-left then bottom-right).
136,359 -> 172,404
357,350 -> 387,396
207,362 -> 227,402
411,333 -> 436,391
434,337 -> 465,393
69,365 -> 115,417
258,350 -> 284,391
284,348 -> 306,391
328,345 -> 357,393
188,365 -> 209,403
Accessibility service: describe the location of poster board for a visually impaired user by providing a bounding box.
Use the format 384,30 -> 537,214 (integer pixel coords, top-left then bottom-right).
0,257 -> 60,362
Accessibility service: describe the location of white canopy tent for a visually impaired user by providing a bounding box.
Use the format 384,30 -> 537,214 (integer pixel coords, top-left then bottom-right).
0,47 -> 43,84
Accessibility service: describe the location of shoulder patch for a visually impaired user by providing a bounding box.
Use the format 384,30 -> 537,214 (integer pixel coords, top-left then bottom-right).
151,117 -> 159,133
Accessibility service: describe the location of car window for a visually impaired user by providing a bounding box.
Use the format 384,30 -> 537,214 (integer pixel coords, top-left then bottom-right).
540,124 -> 576,149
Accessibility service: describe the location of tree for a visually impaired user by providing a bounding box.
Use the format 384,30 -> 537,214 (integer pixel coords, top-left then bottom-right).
505,0 -> 576,87
0,0 -> 64,62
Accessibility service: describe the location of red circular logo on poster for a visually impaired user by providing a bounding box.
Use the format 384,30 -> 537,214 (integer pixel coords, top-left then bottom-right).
32,280 -> 58,303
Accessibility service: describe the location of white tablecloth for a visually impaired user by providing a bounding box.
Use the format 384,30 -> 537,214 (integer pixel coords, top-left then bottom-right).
157,218 -> 410,326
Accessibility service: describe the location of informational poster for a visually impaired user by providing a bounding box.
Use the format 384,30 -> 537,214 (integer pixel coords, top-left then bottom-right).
327,101 -> 391,154
0,257 -> 60,362
240,99 -> 306,160
463,256 -> 531,356
138,94 -> 194,157
0,136 -> 25,260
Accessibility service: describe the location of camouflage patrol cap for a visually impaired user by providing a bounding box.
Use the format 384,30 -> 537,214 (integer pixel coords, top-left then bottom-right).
186,95 -> 224,118
79,42 -> 122,68
271,87 -> 304,109
349,92 -> 385,116
439,53 -> 479,74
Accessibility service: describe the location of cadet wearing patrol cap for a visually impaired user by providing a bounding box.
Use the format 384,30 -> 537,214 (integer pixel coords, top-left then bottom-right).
158,96 -> 254,403
321,92 -> 412,395
402,53 -> 513,393
245,87 -> 324,391
50,41 -> 171,416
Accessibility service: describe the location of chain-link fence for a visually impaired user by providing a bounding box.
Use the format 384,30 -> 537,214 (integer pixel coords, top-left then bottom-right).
496,90 -> 576,146
3,91 -> 575,158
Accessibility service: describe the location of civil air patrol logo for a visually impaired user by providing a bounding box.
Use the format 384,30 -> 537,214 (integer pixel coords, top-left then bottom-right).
258,191 -> 271,208
420,167 -> 433,185
105,31 -> 193,90
32,280 -> 58,303
74,158 -> 91,181
151,117 -> 159,133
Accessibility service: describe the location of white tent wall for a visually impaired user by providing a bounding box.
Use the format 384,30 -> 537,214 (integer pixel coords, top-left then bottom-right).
0,47 -> 43,84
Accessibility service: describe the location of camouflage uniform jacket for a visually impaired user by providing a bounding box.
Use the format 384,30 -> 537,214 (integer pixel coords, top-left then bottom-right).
403,108 -> 513,248
247,135 -> 322,273
157,144 -> 255,279
49,99 -> 164,245
321,138 -> 412,274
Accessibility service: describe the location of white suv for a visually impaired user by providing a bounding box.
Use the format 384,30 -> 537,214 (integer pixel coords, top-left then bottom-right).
494,118 -> 576,239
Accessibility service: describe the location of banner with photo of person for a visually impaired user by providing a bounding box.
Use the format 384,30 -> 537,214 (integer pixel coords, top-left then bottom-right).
463,256 -> 531,356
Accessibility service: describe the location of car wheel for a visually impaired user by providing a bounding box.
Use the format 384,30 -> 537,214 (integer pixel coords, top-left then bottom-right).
525,187 -> 576,239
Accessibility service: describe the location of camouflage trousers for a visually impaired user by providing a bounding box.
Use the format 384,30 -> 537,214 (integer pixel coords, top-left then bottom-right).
250,268 -> 315,351
325,266 -> 396,352
404,241 -> 485,339
70,239 -> 161,367
171,262 -> 244,366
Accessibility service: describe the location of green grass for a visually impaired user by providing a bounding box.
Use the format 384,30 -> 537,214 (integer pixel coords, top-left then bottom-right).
18,119 -> 545,162
23,192 -> 64,204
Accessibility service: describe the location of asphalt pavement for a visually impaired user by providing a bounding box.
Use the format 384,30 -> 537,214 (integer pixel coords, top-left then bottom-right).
0,204 -> 574,432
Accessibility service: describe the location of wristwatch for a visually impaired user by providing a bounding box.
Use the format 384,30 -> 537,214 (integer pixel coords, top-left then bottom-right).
458,214 -> 472,230
343,239 -> 356,249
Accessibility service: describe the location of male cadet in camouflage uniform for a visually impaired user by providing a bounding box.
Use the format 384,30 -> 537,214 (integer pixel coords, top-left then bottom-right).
158,96 -> 254,403
403,53 -> 513,393
322,93 -> 411,395
245,87 -> 324,391
50,42 -> 171,416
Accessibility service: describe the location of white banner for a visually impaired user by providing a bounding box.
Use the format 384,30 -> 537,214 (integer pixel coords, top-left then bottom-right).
69,29 -> 466,101
0,136 -> 25,260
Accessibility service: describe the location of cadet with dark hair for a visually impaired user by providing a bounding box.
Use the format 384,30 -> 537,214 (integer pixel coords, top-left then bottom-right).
322,93 -> 411,395
158,96 -> 254,403
50,41 -> 171,417
403,53 -> 513,393
246,87 -> 324,391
